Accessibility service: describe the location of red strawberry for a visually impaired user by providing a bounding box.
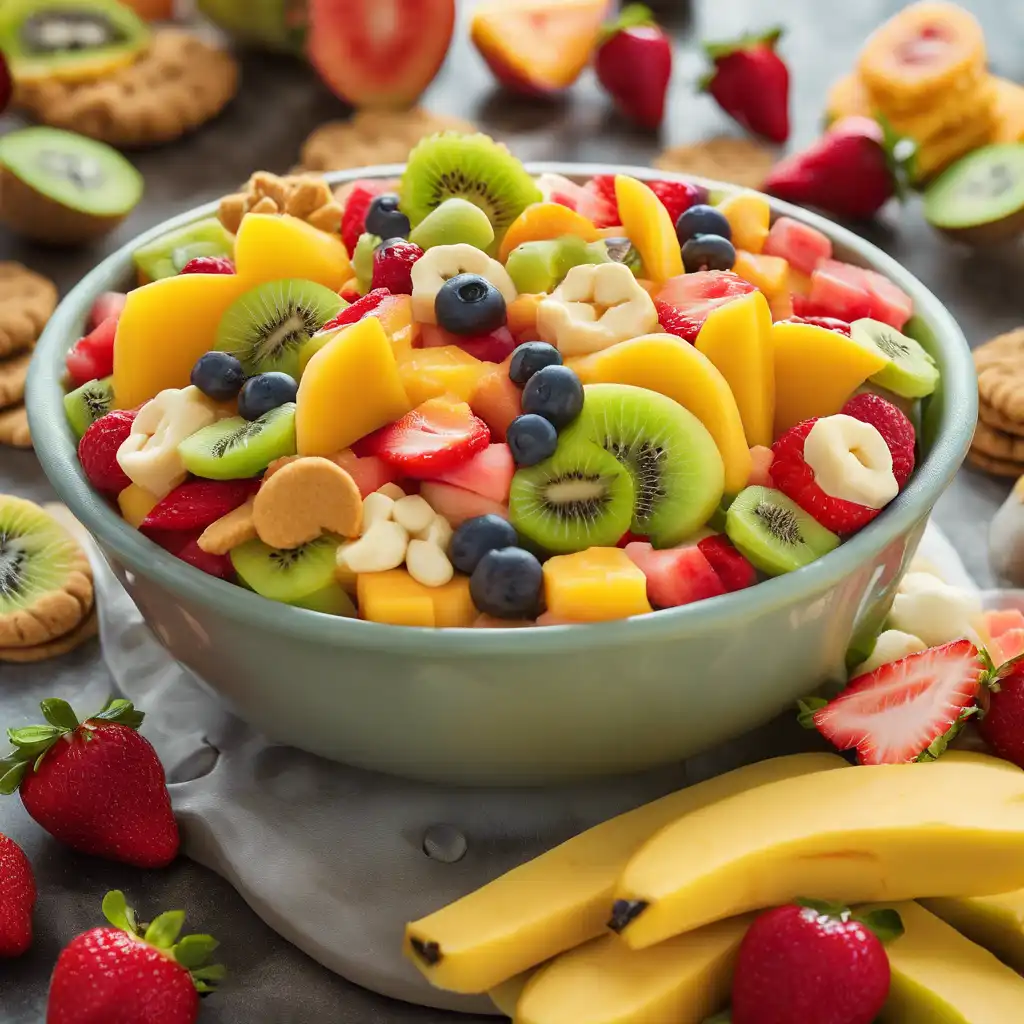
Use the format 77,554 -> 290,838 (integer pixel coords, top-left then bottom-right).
595,4 -> 672,130
87,292 -> 127,332
0,50 -> 10,118
656,271 -> 757,343
654,299 -> 697,342
78,409 -> 137,495
580,176 -> 621,228
371,239 -> 424,294
420,323 -> 518,363
364,398 -> 491,478
585,175 -> 705,229
340,179 -> 396,255
763,116 -> 912,220
321,287 -> 391,332
47,889 -> 223,1024
784,314 -> 852,336
339,285 -> 362,303
842,392 -> 915,487
624,542 -> 726,608
698,535 -> 756,591
0,833 -> 35,957
65,315 -> 119,388
0,698 -> 179,869
979,658 -> 1024,768
176,538 -> 235,580
647,180 -> 706,224
702,27 -> 790,143
178,256 -> 235,276
732,901 -> 902,1024
140,479 -> 258,532
811,639 -> 985,764
616,530 -> 648,548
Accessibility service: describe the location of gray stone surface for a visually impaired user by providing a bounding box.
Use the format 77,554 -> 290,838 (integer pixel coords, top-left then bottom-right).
0,0 -> 1016,1020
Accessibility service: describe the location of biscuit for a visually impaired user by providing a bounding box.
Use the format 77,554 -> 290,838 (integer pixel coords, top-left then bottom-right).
0,406 -> 31,448
0,610 -> 99,664
967,447 -> 1024,478
978,401 -> 1024,436
219,171 -> 344,236
0,349 -> 32,410
300,108 -> 477,173
14,29 -> 239,148
972,421 -> 1024,462
0,263 -> 58,358
914,105 -> 998,181
198,498 -> 257,556
975,329 -> 1024,425
654,137 -> 777,190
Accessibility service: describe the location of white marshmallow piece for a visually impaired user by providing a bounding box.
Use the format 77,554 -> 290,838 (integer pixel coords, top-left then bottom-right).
406,540 -> 454,588
361,492 -> 396,531
888,572 -> 984,648
803,414 -> 899,509
392,495 -> 436,535
337,520 -> 409,574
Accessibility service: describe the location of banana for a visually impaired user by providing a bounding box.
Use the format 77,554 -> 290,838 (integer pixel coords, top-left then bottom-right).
888,571 -> 984,648
410,243 -> 517,324
854,629 -> 927,675
116,386 -> 221,499
802,414 -> 899,508
537,262 -> 658,357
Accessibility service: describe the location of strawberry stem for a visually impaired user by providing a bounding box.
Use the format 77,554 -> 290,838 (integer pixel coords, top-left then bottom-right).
796,899 -> 904,942
599,3 -> 657,44
703,25 -> 784,62
796,696 -> 828,729
874,113 -> 917,200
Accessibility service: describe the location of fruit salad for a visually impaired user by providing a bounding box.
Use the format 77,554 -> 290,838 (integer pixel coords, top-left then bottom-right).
63,132 -> 940,629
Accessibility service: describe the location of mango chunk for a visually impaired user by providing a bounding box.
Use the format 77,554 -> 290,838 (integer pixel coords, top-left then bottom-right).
358,569 -> 436,627
571,334 -> 751,494
404,753 -> 846,994
117,483 -> 161,527
235,213 -> 350,292
469,357 -> 521,441
543,547 -> 652,623
431,575 -> 478,628
923,888 -> 1024,975
613,754 -> 1024,951
772,319 -> 888,437
398,346 -> 490,407
695,290 -> 775,448
716,191 -> 771,253
296,316 -> 411,456
516,917 -> 750,1024
733,250 -> 789,298
499,203 -> 600,262
614,176 -> 683,283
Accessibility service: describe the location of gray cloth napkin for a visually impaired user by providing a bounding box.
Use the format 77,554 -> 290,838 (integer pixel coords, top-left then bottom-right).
57,512 -> 970,1015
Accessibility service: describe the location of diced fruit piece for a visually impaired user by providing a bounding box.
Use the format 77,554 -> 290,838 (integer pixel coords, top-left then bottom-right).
433,443 -> 515,503
656,270 -> 757,343
330,449 -> 401,497
132,217 -> 234,283
430,576 -> 478,628
419,323 -> 518,364
409,197 -> 496,251
505,236 -> 609,294
234,213 -> 350,292
507,294 -> 543,342
296,317 -> 412,457
372,239 -> 424,294
762,216 -> 832,275
813,259 -> 914,330
850,318 -> 939,399
65,314 -> 119,389
178,404 -> 297,480
498,203 -> 601,261
470,546 -> 544,620
88,291 -> 127,332
231,535 -> 339,605
340,179 -> 397,254
786,313 -> 851,335
625,541 -> 726,608
716,191 -> 771,253
767,292 -> 794,322
748,445 -> 774,487
64,376 -> 115,439
117,483 -> 161,529
696,290 -> 775,448
983,609 -> 1024,666
543,547 -> 653,622
470,358 -> 523,441
841,392 -> 916,488
180,256 -> 235,276
358,569 -> 437,627
78,409 -> 137,495
732,250 -> 789,298
292,582 -> 356,616
985,608 -> 1024,638
697,534 -> 757,591
614,175 -> 683,283
571,334 -> 751,495
398,345 -> 490,406
141,478 -> 257,532
419,481 -> 509,527
771,319 -> 888,436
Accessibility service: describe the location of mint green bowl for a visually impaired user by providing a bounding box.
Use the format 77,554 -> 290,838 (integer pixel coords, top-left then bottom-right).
27,164 -> 976,786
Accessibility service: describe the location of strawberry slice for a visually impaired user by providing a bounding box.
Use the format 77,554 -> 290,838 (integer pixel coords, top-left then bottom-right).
140,479 -> 259,532
584,174 -> 707,228
811,639 -> 985,765
363,398 -> 491,478
697,535 -> 757,591
656,271 -> 757,343
419,323 -> 518,363
321,288 -> 392,332
340,179 -> 398,254
78,409 -> 136,495
784,314 -> 852,336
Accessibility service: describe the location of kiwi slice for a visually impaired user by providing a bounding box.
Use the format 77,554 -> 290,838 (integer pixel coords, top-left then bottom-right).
923,144 -> 1024,245
725,486 -> 840,576
560,384 -> 725,548
409,197 -> 495,251
400,132 -> 542,240
509,438 -> 635,554
0,0 -> 149,84
64,375 -> 114,438
178,403 -> 296,480
230,535 -> 340,605
0,126 -> 142,245
505,236 -> 610,294
352,232 -> 381,293
214,280 -> 343,379
133,217 -> 234,283
849,318 -> 939,399
294,582 -> 357,617
603,237 -> 644,276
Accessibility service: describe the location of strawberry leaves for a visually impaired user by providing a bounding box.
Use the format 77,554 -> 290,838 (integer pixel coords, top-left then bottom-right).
795,899 -> 904,943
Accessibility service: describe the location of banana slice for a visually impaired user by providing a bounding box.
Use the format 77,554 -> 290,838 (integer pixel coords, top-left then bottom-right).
116,386 -> 221,499
888,572 -> 984,648
536,262 -> 658,357
410,243 -> 517,325
854,629 -> 927,675
803,414 -> 899,508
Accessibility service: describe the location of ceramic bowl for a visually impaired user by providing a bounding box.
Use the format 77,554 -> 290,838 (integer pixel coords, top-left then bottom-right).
27,163 -> 976,785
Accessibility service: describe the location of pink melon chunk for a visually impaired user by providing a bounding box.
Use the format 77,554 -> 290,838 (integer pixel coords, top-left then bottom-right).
624,542 -> 726,609
814,259 -> 913,330
419,481 -> 509,526
985,608 -> 1024,638
433,444 -> 515,503
748,445 -> 775,488
809,262 -> 873,323
331,449 -> 402,497
763,217 -> 832,276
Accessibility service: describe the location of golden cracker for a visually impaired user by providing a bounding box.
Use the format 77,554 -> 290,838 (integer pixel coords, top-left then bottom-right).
975,329 -> 1024,426
0,610 -> 98,664
218,171 -> 343,236
967,447 -> 1024,478
972,421 -> 1024,462
198,498 -> 257,556
654,137 -> 777,190
0,348 -> 32,410
0,263 -> 57,358
0,405 -> 30,448
978,400 -> 1024,436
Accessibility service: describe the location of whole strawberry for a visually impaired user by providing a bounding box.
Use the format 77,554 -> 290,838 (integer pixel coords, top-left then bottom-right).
979,662 -> 1024,768
0,698 -> 179,869
372,239 -> 424,294
78,409 -> 137,495
595,5 -> 672,130
0,832 -> 35,957
763,116 -> 912,221
179,256 -> 235,276
47,889 -> 224,1024
702,28 -> 790,143
732,901 -> 903,1024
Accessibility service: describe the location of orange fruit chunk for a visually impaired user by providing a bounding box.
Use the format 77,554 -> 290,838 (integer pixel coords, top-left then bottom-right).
499,203 -> 600,261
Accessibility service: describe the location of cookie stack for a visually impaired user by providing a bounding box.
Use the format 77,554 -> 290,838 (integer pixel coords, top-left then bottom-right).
971,329 -> 1024,477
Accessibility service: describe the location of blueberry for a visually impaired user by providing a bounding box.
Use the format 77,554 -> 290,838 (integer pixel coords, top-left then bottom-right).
470,547 -> 544,620
435,273 -> 507,336
509,342 -> 562,386
365,193 -> 411,240
521,365 -> 584,428
450,514 -> 519,575
675,204 -> 732,244
506,414 -> 558,467
238,372 -> 298,421
681,234 -> 736,273
190,351 -> 244,401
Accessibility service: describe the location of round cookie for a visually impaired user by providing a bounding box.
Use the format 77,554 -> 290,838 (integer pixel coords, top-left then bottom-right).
0,406 -> 31,448
975,329 -> 1024,425
0,609 -> 98,664
0,349 -> 32,409
978,400 -> 1024,436
0,263 -> 58,358
654,137 -> 777,190
972,421 -> 1024,462
14,29 -> 239,148
967,447 -> 1024,478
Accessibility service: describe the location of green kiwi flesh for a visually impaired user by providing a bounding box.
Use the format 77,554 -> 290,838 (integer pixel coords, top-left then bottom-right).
505,237 -> 610,294
849,318 -> 939,399
400,132 -> 542,239
725,486 -> 839,576
230,535 -> 340,605
509,438 -> 635,554
352,232 -> 381,292
214,280 -> 343,379
178,403 -> 297,480
64,375 -> 114,438
560,384 -> 726,548
133,217 -> 234,282
409,197 -> 495,251
294,582 -> 357,617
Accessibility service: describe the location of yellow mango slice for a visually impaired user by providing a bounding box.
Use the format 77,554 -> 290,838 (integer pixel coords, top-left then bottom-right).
614,176 -> 683,283
787,267 -> 812,296
571,335 -> 751,494
358,569 -> 436,627
543,547 -> 652,623
695,290 -> 774,448
431,575 -> 478,628
112,272 -> 248,410
499,203 -> 601,262
235,213 -> 350,292
716,191 -> 771,253
922,889 -> 1024,974
874,901 -> 1024,1022
296,317 -> 411,456
117,483 -> 161,527
516,917 -> 751,1024
772,320 -> 888,437
613,754 -> 1024,951
733,251 -> 789,298
404,753 -> 845,994
398,346 -> 490,407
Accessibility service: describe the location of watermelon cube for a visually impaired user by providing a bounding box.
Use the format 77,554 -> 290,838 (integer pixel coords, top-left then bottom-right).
809,262 -> 874,322
813,259 -> 913,330
433,443 -> 515,503
624,542 -> 726,608
763,217 -> 833,276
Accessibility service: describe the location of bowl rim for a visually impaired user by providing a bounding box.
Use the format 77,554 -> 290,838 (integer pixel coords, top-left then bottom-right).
28,161 -> 977,656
